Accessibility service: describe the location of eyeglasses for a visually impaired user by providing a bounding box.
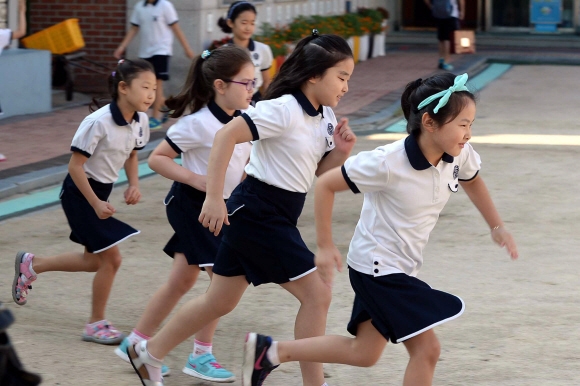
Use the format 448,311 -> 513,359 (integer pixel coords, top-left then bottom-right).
224,78 -> 257,91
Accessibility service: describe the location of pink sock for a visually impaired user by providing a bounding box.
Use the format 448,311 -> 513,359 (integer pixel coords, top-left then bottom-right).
193,339 -> 212,357
128,329 -> 150,344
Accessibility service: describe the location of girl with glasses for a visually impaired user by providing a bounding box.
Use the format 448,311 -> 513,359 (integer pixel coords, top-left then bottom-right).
116,45 -> 255,383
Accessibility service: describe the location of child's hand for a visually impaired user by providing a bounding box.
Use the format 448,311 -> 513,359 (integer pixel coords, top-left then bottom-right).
93,200 -> 116,219
185,48 -> 195,60
315,244 -> 343,288
189,174 -> 207,192
113,47 -> 124,60
124,185 -> 141,205
333,117 -> 357,155
491,227 -> 519,260
199,196 -> 229,236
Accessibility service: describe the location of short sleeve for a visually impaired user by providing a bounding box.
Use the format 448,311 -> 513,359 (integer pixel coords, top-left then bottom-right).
165,116 -> 205,154
342,147 -> 390,194
70,118 -> 105,158
134,112 -> 150,150
242,99 -> 291,141
260,43 -> 273,71
163,1 -> 179,25
0,29 -> 12,52
129,4 -> 140,26
457,143 -> 481,181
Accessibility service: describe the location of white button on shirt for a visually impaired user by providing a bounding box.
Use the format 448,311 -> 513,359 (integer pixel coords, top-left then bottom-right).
130,0 -> 179,58
342,135 -> 481,277
71,102 -> 150,184
165,101 -> 252,199
242,90 -> 337,193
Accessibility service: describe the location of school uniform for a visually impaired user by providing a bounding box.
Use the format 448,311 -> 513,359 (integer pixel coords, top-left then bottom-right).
130,0 -> 179,80
60,101 -> 150,254
229,39 -> 273,102
162,101 -> 252,266
341,134 -> 481,343
212,90 -> 337,286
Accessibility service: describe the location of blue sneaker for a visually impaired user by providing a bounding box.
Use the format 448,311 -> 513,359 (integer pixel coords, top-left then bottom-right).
242,333 -> 278,386
115,337 -> 171,376
149,117 -> 163,130
182,353 -> 235,383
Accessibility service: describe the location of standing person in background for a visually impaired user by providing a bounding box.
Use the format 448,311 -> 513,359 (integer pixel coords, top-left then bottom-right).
114,0 -> 195,130
218,1 -> 273,104
423,0 -> 464,71
0,0 -> 27,162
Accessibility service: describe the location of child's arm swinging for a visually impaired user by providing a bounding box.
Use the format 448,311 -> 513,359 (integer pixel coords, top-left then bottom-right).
68,152 -> 115,219
199,117 -> 253,235
148,140 -> 207,191
114,26 -> 139,59
460,175 -> 519,259
123,150 -> 141,205
170,23 -> 195,59
314,166 -> 352,287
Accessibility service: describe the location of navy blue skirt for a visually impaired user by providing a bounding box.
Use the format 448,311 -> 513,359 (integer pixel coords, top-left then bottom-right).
212,176 -> 315,286
59,174 -> 140,254
347,268 -> 465,344
163,182 -> 224,267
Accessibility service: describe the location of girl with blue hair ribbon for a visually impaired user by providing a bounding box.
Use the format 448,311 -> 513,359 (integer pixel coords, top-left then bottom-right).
242,72 -> 518,386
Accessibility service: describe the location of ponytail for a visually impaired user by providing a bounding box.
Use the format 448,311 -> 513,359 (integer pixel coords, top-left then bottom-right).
165,45 -> 253,118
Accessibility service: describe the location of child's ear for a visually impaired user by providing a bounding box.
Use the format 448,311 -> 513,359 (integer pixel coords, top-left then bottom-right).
214,79 -> 227,95
226,19 -> 235,30
421,112 -> 437,133
118,81 -> 129,95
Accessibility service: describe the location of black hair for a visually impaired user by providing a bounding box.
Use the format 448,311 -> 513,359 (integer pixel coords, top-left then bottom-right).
89,59 -> 154,112
165,45 -> 253,118
263,33 -> 353,101
217,1 -> 257,33
401,72 -> 476,137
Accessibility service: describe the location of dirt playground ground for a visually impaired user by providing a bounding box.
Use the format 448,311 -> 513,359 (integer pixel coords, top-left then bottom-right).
1,65 -> 579,385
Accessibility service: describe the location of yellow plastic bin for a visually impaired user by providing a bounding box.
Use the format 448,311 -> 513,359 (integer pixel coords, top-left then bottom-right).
22,19 -> 85,55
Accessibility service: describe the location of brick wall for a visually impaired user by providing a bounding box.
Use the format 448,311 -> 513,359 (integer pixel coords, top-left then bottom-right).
28,0 -> 127,93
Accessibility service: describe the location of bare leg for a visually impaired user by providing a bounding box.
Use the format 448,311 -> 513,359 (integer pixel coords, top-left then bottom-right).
146,274 -> 249,359
277,320 -> 387,366
153,79 -> 165,120
440,40 -> 451,63
135,253 -> 201,336
280,272 -> 332,386
90,245 -> 122,323
193,267 -> 221,345
402,329 -> 441,386
32,249 -> 100,274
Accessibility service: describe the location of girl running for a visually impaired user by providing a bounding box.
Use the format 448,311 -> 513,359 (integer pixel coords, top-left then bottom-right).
126,31 -> 356,386
12,59 -> 155,345
243,72 -> 519,386
114,45 -> 254,383
217,1 -> 273,104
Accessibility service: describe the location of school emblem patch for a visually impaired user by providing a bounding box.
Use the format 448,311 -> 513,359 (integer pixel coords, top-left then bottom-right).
327,123 -> 334,135
139,127 -> 143,137
453,165 -> 459,179
253,52 -> 259,60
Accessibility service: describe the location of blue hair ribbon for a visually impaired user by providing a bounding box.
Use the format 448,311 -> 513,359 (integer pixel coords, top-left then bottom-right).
201,50 -> 211,60
417,73 -> 470,114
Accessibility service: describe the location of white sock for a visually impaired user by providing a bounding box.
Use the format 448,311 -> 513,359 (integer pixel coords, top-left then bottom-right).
193,339 -> 212,357
266,341 -> 280,366
28,259 -> 37,277
128,330 -> 147,344
322,383 -> 329,386
138,341 -> 162,382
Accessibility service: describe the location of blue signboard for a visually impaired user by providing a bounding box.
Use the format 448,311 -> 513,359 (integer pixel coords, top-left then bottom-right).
530,0 -> 562,32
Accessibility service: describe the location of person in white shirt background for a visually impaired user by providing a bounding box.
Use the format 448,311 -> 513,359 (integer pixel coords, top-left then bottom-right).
12,59 -> 154,347
114,0 -> 194,130
0,0 -> 27,162
217,1 -> 274,105
244,72 -> 518,386
115,45 -> 254,383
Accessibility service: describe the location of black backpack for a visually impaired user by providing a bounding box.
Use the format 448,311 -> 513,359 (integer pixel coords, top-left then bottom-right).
432,0 -> 453,19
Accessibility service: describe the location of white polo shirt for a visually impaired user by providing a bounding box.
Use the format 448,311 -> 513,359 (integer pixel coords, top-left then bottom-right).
71,101 -> 150,184
0,29 -> 12,55
130,0 -> 179,58
242,90 -> 337,193
230,39 -> 273,93
343,135 -> 481,277
165,101 -> 252,199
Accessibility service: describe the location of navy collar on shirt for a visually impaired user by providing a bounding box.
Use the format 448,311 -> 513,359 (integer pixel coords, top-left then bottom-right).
208,100 -> 240,124
404,135 -> 453,171
228,38 -> 255,51
292,89 -> 324,118
110,100 -> 140,126
144,0 -> 159,6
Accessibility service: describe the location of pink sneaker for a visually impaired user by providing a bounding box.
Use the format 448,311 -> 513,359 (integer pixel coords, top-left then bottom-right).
12,251 -> 37,306
82,320 -> 125,345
